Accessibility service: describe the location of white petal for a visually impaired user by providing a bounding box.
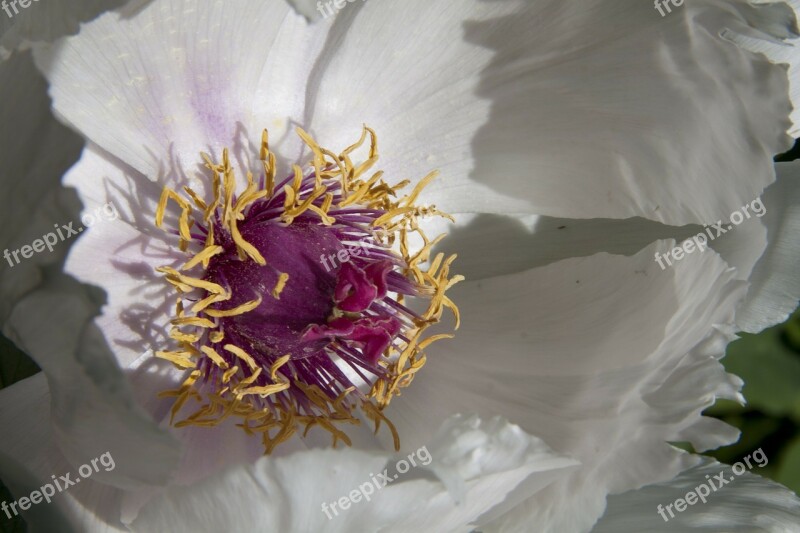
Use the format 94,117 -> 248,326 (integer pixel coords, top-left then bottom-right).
36,0 -> 794,224
284,0 -> 324,22
250,5 -> 332,167
433,213 -> 699,282
0,374 -> 128,532
0,52 -> 84,322
733,161 -> 800,333
34,0 -> 308,179
726,0 -> 800,137
306,0 -> 793,224
4,290 -> 180,490
0,0 -> 130,59
62,144 -> 179,368
386,241 -> 748,531
593,459 -> 800,532
130,414 -> 576,533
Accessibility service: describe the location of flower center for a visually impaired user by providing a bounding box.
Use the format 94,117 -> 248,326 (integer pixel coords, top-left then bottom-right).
154,126 -> 462,452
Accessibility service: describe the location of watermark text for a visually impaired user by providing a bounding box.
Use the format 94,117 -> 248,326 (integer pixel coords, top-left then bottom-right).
656,448 -> 768,522
2,451 -> 116,519
321,446 -> 432,519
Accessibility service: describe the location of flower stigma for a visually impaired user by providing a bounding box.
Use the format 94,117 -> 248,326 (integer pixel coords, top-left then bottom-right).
153,126 -> 462,453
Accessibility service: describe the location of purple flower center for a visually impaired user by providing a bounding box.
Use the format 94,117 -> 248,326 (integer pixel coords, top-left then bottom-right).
155,126 -> 461,452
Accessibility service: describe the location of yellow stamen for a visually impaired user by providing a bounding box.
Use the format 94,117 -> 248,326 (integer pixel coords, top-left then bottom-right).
157,267 -> 227,295
172,316 -> 216,328
155,350 -> 196,369
205,296 -> 262,318
270,354 -> 291,381
182,245 -> 223,271
223,344 -> 258,372
200,345 -> 229,369
230,217 -> 266,265
272,273 -> 290,299
222,365 -> 240,384
153,125 -> 460,455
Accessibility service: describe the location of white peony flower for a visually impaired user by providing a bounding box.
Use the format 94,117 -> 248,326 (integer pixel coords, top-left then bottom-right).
2,0 -> 800,531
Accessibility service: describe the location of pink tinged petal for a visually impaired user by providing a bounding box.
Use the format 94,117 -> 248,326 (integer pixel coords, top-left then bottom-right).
334,261 -> 378,312
364,261 -> 392,299
346,319 -> 398,365
303,316 -> 401,365
62,144 -> 178,370
302,317 -> 356,342
33,0 -> 304,180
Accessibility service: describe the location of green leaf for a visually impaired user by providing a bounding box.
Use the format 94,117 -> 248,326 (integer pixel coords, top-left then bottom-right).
722,325 -> 800,418
785,310 -> 800,352
704,415 -> 781,466
776,435 -> 800,495
703,398 -> 746,418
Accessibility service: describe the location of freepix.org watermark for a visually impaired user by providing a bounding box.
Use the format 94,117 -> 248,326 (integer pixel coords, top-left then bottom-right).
654,0 -> 684,17
319,233 -> 383,273
654,197 -> 766,270
1,0 -> 39,19
1,451 -> 115,519
3,202 -> 118,268
656,448 -> 768,522
321,446 -> 432,520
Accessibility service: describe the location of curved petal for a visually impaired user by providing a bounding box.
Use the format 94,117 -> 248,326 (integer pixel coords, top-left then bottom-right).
593,459 -> 800,532
384,241 -> 748,531
129,415 -> 576,532
36,0 -> 794,224
285,0 -> 322,22
59,145 -> 362,488
0,374 -> 128,532
0,51 -> 84,322
305,0 -> 794,224
33,0 -> 310,180
4,289 -> 180,490
430,213 -> 700,282
726,0 -> 800,137
732,161 -> 800,333
0,0 -> 133,60
62,144 -> 179,369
